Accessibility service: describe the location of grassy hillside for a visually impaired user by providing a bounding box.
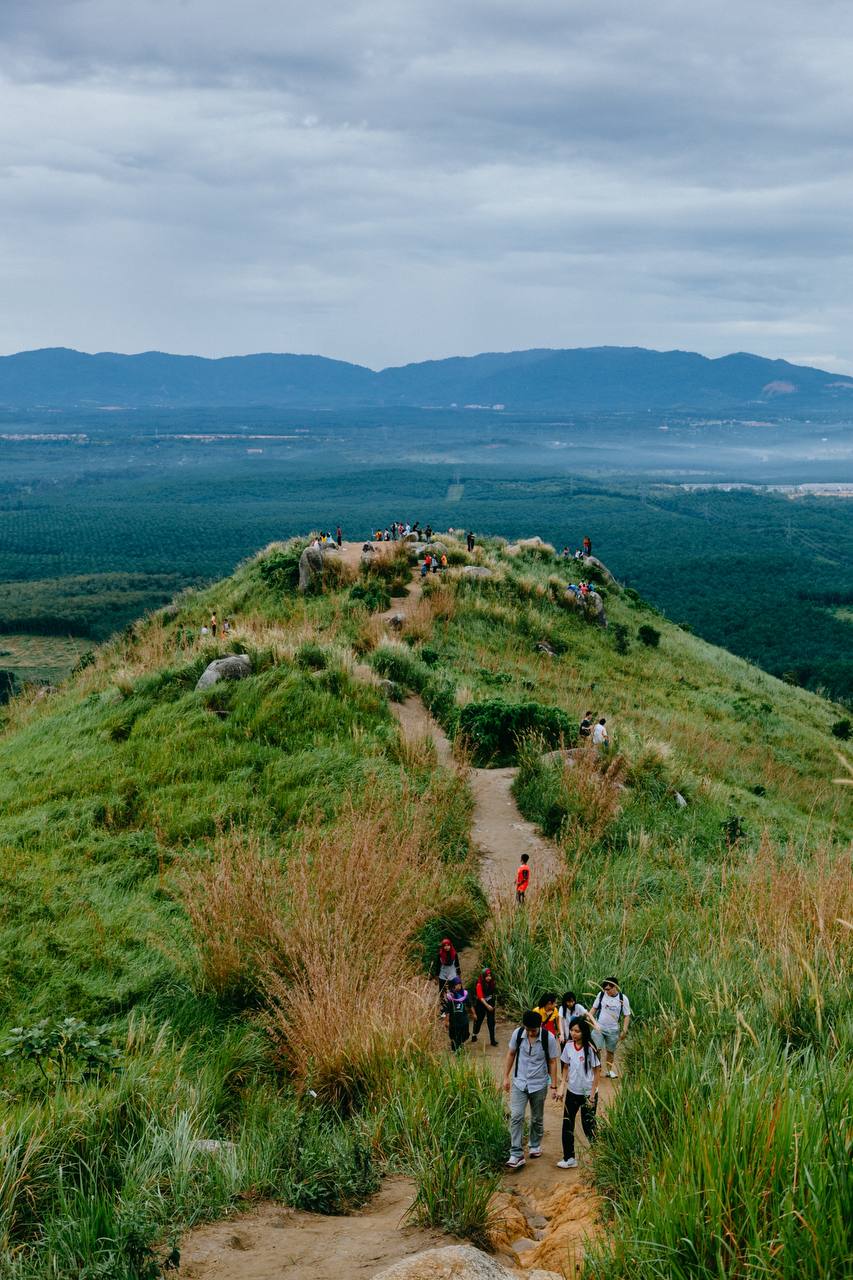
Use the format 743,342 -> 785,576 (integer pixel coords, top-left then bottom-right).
0,535 -> 849,1278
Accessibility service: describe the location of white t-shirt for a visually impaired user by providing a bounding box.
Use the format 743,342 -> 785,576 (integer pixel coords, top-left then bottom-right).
559,1003 -> 588,1039
592,723 -> 608,745
592,990 -> 631,1032
560,1040 -> 600,1095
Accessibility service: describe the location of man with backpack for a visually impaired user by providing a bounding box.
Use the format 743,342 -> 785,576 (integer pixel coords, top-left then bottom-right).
503,1010 -> 559,1169
590,977 -> 631,1078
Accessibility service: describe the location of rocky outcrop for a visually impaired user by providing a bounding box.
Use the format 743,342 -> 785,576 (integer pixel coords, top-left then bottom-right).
370,1245 -> 561,1280
586,591 -> 608,628
505,536 -> 555,558
580,555 -> 616,586
195,655 -> 252,690
298,544 -> 328,591
462,566 -> 493,578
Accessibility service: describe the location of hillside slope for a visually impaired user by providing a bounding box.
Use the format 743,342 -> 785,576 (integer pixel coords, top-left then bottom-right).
2,344 -> 853,408
0,534 -> 849,1278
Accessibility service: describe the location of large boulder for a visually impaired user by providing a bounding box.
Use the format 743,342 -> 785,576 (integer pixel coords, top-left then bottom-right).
295,545 -> 327,593
370,1245 -> 560,1279
586,591 -> 608,628
581,555 -> 616,586
195,655 -> 252,690
462,566 -> 493,578
505,537 -> 555,558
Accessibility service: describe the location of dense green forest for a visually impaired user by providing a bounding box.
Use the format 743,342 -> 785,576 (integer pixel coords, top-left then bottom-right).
0,412 -> 851,702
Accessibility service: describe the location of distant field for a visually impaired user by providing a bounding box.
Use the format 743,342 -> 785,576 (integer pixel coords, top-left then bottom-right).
0,633 -> 91,684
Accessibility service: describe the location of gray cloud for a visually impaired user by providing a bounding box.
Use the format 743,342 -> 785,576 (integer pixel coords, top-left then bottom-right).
1,0 -> 852,369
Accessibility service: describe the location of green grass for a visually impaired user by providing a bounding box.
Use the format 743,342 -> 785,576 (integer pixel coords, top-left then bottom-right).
0,536 -> 850,1276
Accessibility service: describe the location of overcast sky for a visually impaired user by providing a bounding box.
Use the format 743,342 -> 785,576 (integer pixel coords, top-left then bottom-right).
1,0 -> 852,370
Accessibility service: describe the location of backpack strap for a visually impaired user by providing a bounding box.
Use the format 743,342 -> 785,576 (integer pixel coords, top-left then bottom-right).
512,1027 -> 524,1076
541,1027 -> 550,1063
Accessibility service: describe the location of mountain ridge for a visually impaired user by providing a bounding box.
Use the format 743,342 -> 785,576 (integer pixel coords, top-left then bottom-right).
2,343 -> 852,410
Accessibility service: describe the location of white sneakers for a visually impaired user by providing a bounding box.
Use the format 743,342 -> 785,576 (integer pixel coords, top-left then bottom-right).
528,1147 -> 542,1159
606,1069 -> 618,1078
505,1156 -> 526,1170
556,1158 -> 578,1169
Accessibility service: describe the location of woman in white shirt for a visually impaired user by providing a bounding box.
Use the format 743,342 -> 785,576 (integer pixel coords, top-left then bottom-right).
557,992 -> 588,1047
557,1017 -> 600,1169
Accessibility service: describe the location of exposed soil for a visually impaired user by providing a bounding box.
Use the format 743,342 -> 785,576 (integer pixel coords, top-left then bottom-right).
177,1178 -> 460,1280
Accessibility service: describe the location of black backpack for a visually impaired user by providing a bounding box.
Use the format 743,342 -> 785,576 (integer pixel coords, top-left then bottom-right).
512,1026 -> 551,1076
593,990 -> 624,1019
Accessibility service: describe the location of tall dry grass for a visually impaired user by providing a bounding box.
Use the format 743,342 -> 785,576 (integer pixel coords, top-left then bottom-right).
262,795 -> 446,1103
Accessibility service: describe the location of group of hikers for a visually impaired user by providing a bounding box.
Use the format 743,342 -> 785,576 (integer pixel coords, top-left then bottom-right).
178,611 -> 233,646
435,938 -> 631,1170
560,535 -> 593,560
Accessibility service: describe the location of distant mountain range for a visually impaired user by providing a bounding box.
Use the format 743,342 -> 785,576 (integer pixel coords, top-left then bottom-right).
2,345 -> 852,411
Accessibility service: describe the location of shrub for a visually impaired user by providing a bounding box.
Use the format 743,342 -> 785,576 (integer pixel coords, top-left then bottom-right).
295,641 -> 329,671
350,580 -> 391,612
258,542 -> 306,594
2,1018 -> 121,1088
612,622 -> 630,655
457,698 -> 574,766
831,718 -> 851,740
637,624 -> 661,648
370,643 -> 429,693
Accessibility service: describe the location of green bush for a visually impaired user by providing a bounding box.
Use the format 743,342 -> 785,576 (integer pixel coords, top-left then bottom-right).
369,644 -> 429,693
349,580 -> 391,612
457,698 -> 574,766
612,623 -> 630,655
831,718 -> 851,740
295,641 -> 329,671
638,624 -> 661,648
258,542 -> 306,594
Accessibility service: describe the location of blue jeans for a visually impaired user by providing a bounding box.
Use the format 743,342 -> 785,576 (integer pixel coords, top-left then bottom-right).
509,1084 -> 548,1159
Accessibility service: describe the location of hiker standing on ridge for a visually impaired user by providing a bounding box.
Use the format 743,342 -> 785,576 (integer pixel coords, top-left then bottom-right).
504,1010 -> 559,1169
434,937 -> 460,1006
336,526 -> 342,547
515,853 -> 530,904
590,977 -> 631,1078
582,535 -> 592,556
467,531 -> 475,552
557,1016 -> 600,1169
471,967 -> 498,1046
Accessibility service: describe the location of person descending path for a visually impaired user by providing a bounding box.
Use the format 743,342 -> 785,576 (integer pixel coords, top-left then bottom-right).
515,853 -> 531,904
433,938 -> 460,1007
471,967 -> 498,1046
591,977 -> 631,1078
556,1016 -> 600,1169
533,993 -> 560,1042
443,976 -> 471,1053
592,717 -> 609,748
504,1010 -> 559,1170
558,991 -> 589,1047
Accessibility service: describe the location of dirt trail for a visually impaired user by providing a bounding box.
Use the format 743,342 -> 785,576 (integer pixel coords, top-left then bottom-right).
178,546 -> 601,1278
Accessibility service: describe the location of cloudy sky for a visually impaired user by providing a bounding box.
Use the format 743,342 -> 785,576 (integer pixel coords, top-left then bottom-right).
1,0 -> 852,369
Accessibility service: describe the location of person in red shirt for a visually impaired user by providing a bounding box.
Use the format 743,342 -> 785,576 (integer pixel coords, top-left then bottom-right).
471,968 -> 498,1046
515,853 -> 530,905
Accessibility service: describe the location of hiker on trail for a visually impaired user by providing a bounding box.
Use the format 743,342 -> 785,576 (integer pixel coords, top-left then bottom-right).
440,553 -> 448,571
558,992 -> 589,1047
579,711 -> 593,740
210,612 -> 217,637
561,546 -> 570,558
471,968 -> 498,1046
434,937 -> 460,1004
591,977 -> 631,1078
431,556 -> 440,573
515,853 -> 530,904
222,617 -> 231,636
424,524 -> 433,540
443,976 -> 471,1053
336,526 -> 342,547
503,1010 -> 559,1169
556,1017 -> 600,1169
466,531 -> 475,552
582,536 -> 592,556
534,993 -> 560,1041
421,553 -> 432,578
592,718 -> 609,748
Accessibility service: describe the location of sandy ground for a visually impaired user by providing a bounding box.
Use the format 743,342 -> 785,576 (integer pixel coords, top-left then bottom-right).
177,544 -> 605,1278
176,1178 -> 460,1280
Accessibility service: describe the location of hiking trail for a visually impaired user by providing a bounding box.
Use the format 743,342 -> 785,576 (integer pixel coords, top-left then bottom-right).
178,542 -> 605,1279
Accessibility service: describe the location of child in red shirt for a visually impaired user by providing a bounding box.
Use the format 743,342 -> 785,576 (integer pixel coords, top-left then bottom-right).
515,853 -> 530,904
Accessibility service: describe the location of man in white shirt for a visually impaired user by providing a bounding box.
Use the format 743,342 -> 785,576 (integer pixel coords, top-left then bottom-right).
503,1010 -> 559,1169
590,977 -> 631,1078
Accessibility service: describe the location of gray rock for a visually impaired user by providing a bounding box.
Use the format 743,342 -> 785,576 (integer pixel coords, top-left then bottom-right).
377,679 -> 397,695
586,591 -> 608,628
195,654 -> 252,690
298,543 -> 340,591
386,613 -> 407,630
370,1245 -> 561,1280
190,1139 -> 236,1157
541,749 -> 577,766
462,565 -> 493,578
675,791 -> 688,808
581,555 -> 616,585
535,641 -> 557,656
